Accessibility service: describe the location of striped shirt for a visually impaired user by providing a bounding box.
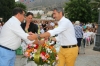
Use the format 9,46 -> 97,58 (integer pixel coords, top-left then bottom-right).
74,25 -> 83,38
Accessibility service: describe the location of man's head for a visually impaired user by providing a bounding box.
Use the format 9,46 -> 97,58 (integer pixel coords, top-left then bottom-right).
52,7 -> 64,21
12,7 -> 25,22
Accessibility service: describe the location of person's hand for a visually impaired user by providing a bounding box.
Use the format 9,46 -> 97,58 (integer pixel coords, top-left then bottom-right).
28,32 -> 33,35
28,33 -> 37,41
39,40 -> 45,44
51,37 -> 56,41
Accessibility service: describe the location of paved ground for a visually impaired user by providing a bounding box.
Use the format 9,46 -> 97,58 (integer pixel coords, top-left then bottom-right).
15,44 -> 100,66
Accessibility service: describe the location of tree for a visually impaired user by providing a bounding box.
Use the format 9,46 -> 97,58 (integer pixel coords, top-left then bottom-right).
36,12 -> 41,18
90,0 -> 100,22
64,0 -> 91,23
0,0 -> 15,22
15,2 -> 27,11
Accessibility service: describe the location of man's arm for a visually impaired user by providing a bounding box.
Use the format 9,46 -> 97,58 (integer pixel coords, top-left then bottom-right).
40,32 -> 50,38
28,32 -> 50,41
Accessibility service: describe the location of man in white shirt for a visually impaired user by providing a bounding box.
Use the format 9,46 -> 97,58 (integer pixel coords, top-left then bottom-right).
28,7 -> 78,66
0,7 -> 38,66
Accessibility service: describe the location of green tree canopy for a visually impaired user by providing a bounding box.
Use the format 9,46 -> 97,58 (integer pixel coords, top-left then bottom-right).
0,0 -> 15,22
64,0 -> 91,23
90,0 -> 100,22
36,12 -> 41,18
15,2 -> 27,11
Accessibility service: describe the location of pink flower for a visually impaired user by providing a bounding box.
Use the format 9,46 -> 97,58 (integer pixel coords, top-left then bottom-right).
24,52 -> 28,57
40,54 -> 45,59
56,56 -> 59,60
30,56 -> 32,59
40,54 -> 47,60
29,44 -> 33,46
34,49 -> 37,53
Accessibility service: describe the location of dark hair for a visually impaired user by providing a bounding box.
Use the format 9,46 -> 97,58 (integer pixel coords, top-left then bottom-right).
26,12 -> 34,17
53,7 -> 64,16
12,7 -> 24,16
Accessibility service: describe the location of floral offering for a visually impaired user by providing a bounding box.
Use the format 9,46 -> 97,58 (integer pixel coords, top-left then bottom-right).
24,38 -> 58,66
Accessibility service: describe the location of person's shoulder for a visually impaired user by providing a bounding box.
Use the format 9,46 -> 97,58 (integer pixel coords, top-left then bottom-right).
65,17 -> 72,23
31,23 -> 38,27
21,22 -> 26,24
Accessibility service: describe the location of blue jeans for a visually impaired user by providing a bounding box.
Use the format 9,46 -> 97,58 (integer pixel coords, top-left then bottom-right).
0,47 -> 16,66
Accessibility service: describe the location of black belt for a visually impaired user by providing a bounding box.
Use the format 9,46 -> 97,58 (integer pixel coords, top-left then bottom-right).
61,45 -> 77,48
0,45 -> 15,51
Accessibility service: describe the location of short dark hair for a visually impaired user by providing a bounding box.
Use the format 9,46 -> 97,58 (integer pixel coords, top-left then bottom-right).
12,7 -> 24,16
26,12 -> 34,17
53,7 -> 64,16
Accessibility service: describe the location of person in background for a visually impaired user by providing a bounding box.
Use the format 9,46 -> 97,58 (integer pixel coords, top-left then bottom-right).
0,7 -> 40,66
28,7 -> 78,66
21,12 -> 38,33
74,21 -> 83,54
40,25 -> 45,34
42,21 -> 47,32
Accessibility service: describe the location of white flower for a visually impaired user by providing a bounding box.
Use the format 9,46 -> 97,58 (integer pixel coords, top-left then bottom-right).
48,61 -> 50,63
33,54 -> 35,57
50,51 -> 52,53
47,48 -> 51,52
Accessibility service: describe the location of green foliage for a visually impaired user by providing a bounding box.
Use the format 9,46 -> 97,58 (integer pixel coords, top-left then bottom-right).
15,2 -> 27,11
90,0 -> 100,22
0,0 -> 15,22
36,12 -> 41,18
64,0 -> 92,23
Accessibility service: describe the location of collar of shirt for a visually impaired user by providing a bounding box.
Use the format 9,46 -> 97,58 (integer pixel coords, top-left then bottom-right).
58,16 -> 65,25
12,16 -> 21,25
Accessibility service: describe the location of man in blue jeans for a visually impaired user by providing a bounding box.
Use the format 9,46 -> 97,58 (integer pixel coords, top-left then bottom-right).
0,7 -> 38,66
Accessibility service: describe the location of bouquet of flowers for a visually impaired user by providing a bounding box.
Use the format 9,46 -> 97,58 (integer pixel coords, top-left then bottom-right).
24,38 -> 58,66
24,43 -> 39,61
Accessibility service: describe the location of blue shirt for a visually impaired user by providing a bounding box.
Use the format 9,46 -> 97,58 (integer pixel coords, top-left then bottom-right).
74,25 -> 83,38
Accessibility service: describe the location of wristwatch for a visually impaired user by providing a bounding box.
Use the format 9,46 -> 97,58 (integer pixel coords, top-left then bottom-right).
38,35 -> 41,40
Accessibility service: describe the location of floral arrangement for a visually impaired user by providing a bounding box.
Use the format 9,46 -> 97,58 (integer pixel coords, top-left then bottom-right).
24,39 -> 58,66
24,43 -> 39,60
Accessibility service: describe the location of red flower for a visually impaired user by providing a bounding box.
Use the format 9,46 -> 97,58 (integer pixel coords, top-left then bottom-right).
27,44 -> 31,49
34,44 -> 39,49
41,51 -> 46,56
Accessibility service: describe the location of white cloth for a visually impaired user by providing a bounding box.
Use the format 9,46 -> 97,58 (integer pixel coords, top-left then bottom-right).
21,41 -> 27,54
0,16 -> 34,50
50,22 -> 55,26
0,26 -> 2,33
49,41 -> 60,53
55,41 -> 61,53
48,16 -> 77,46
83,32 -> 88,39
86,32 -> 93,38
40,29 -> 45,34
